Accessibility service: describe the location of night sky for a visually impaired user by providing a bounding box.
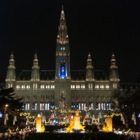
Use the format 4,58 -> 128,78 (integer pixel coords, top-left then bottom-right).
0,0 -> 140,83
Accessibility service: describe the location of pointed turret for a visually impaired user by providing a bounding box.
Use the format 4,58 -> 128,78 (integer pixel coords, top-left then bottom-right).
5,53 -> 16,88
86,53 -> 94,81
55,6 -> 70,79
109,53 -> 120,89
31,53 -> 40,81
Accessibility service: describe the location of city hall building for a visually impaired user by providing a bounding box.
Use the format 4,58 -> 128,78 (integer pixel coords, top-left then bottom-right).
5,7 -> 120,116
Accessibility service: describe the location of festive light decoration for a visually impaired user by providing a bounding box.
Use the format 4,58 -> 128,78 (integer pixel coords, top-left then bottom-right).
36,114 -> 42,132
104,113 -> 122,118
20,112 -> 35,125
102,117 -> 112,132
106,117 -> 113,132
66,110 -> 85,133
35,114 -> 45,133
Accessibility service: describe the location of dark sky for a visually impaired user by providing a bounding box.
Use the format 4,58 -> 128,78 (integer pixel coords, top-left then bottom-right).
0,0 -> 140,83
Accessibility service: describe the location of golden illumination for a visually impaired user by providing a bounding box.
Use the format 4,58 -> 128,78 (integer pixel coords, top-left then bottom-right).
41,124 -> 45,132
102,117 -> 112,132
66,110 -> 85,132
36,114 -> 42,132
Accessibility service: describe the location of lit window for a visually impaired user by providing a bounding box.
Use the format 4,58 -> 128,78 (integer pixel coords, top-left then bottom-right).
71,85 -> 75,89
113,83 -> 117,89
71,103 -> 79,110
60,47 -> 65,50
33,84 -> 37,89
90,103 -> 94,110
8,84 -> 13,88
16,85 -> 20,89
95,85 -> 99,89
46,85 -> 50,89
32,102 -> 37,110
26,85 -> 30,89
60,64 -> 66,79
41,85 -> 44,89
25,103 -> 30,110
88,84 -> 93,89
76,84 -> 80,89
40,103 -> 45,110
51,85 -> 54,89
106,85 -> 109,89
78,103 -> 86,110
97,103 -> 112,110
22,85 -> 25,89
81,84 -> 85,89
100,85 -> 104,89
98,103 -> 101,110
47,85 -> 50,89
45,103 -> 50,110
109,103 -> 111,110
101,103 -> 104,110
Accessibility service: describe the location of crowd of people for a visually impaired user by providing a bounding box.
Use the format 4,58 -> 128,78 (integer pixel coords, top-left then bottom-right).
0,127 -> 34,140
0,126 -> 140,140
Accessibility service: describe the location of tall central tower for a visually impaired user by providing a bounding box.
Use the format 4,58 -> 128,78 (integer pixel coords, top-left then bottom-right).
55,6 -> 70,80
55,6 -> 71,108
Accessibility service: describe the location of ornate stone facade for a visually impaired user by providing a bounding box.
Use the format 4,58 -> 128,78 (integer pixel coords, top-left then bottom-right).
5,7 -> 120,117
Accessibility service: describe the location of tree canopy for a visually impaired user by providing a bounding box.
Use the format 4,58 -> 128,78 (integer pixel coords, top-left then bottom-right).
0,87 -> 23,115
112,88 -> 140,127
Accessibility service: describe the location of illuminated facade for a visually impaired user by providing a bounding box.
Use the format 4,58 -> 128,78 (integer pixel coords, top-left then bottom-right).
5,7 -> 120,116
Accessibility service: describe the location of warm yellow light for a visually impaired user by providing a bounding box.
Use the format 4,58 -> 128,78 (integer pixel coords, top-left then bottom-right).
5,104 -> 9,107
41,124 -> 45,132
66,111 -> 85,132
103,117 -> 112,132
36,114 -> 42,132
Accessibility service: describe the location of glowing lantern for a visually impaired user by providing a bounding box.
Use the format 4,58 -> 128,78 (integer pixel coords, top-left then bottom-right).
41,124 -> 45,132
36,114 -> 42,132
103,117 -> 112,132
66,111 -> 85,132
73,111 -> 81,130
70,115 -> 74,127
106,117 -> 112,132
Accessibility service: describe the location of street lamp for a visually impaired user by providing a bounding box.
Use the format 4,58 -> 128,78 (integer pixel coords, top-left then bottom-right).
4,104 -> 9,125
5,104 -> 8,108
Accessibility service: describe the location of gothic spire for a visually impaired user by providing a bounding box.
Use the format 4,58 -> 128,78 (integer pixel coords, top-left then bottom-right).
31,53 -> 40,81
8,53 -> 15,69
109,53 -> 120,82
57,6 -> 69,45
32,53 -> 39,69
86,53 -> 94,81
110,53 -> 118,69
5,53 -> 16,87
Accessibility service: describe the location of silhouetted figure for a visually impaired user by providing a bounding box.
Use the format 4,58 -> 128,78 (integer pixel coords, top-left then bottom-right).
91,123 -> 99,132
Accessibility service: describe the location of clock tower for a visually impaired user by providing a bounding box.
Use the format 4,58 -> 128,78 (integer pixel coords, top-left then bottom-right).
55,6 -> 71,108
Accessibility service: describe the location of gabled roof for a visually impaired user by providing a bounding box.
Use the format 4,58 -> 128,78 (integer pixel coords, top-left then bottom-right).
17,69 -> 108,81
